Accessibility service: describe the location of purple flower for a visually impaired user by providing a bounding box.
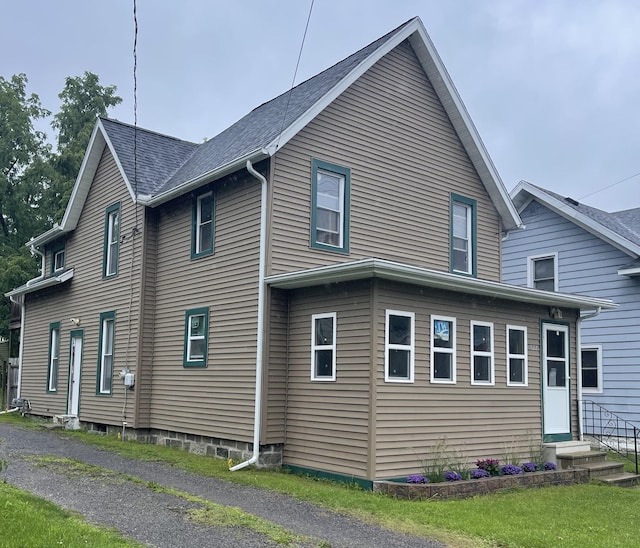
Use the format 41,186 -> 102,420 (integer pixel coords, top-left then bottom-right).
522,462 -> 538,473
471,469 -> 490,479
444,471 -> 463,482
407,474 -> 428,484
500,464 -> 523,475
544,462 -> 557,471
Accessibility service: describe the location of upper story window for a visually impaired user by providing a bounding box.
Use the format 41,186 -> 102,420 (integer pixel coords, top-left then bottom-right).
528,252 -> 558,291
431,315 -> 456,383
385,310 -> 414,382
450,194 -> 476,276
507,325 -> 528,386
47,322 -> 60,392
311,312 -> 337,381
183,307 -> 209,367
103,203 -> 120,278
311,159 -> 350,253
581,345 -> 602,393
471,321 -> 494,385
50,241 -> 65,274
192,191 -> 214,258
97,311 -> 115,394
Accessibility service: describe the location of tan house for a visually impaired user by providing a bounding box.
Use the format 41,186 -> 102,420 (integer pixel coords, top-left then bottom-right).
6,17 -> 615,486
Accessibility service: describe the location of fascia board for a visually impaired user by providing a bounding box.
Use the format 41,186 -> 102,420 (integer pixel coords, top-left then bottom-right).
618,266 -> 640,276
4,269 -> 74,298
265,258 -> 617,311
513,182 -> 640,258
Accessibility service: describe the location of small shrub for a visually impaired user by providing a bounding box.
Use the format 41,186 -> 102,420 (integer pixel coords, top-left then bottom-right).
476,458 -> 501,476
444,471 -> 463,482
522,461 -> 538,473
470,468 -> 490,479
407,474 -> 428,484
501,464 -> 523,475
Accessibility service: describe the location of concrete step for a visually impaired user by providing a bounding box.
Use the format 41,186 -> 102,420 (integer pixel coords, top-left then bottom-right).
572,460 -> 625,479
597,472 -> 640,488
52,415 -> 80,430
557,450 -> 607,469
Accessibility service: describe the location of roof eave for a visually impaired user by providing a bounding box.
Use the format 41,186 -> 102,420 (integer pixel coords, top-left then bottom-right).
265,258 -> 617,311
618,266 -> 640,276
4,269 -> 75,298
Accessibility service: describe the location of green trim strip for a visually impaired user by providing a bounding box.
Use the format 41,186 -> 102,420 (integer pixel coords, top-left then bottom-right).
283,464 -> 372,491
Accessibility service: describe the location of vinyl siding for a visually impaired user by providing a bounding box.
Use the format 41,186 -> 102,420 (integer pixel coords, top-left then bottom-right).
269,40 -> 501,280
265,288 -> 288,442
21,147 -> 143,423
283,282 -> 372,477
503,200 -> 640,424
149,173 -> 261,441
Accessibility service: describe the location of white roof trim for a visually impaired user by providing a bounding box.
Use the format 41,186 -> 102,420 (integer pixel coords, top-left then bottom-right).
4,269 -> 74,298
266,17 -> 522,232
618,266 -> 640,276
512,181 -> 640,258
265,258 -> 617,310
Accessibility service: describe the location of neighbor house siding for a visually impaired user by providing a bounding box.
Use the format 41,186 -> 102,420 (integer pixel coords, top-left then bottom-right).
21,147 -> 143,423
503,200 -> 640,424
283,282 -> 372,477
149,173 -> 262,442
269,40 -> 501,280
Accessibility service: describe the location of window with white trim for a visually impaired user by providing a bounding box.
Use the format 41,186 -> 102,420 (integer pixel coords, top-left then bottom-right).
471,321 -> 494,385
54,249 -> 65,271
103,204 -> 120,277
528,253 -> 558,291
506,325 -> 528,386
47,322 -> 60,392
184,308 -> 209,367
431,315 -> 456,383
311,313 -> 336,381
385,310 -> 414,382
311,159 -> 350,253
581,345 -> 602,393
451,194 -> 476,276
192,191 -> 214,257
98,312 -> 115,394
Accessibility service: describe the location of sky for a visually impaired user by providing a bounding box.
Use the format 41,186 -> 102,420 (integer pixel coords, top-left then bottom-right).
3,0 -> 639,212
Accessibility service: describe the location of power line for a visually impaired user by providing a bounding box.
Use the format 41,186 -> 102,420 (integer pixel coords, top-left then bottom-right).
576,170 -> 640,203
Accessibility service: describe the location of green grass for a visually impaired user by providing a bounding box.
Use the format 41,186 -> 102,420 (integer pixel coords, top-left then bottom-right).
0,481 -> 140,547
3,414 -> 640,547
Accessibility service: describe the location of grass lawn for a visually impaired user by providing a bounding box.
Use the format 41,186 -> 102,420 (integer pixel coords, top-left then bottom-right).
1,413 -> 639,547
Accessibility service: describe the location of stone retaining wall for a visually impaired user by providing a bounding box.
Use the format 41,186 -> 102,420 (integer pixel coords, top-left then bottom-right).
374,469 -> 590,499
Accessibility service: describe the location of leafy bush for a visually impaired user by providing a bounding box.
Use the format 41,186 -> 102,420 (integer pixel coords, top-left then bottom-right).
470,469 -> 490,479
500,464 -> 523,475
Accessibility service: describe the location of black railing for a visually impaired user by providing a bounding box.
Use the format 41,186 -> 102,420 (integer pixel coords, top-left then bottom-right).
579,399 -> 640,474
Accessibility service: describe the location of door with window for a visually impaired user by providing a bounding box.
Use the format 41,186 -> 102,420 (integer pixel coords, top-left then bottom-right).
67,331 -> 83,416
542,323 -> 571,441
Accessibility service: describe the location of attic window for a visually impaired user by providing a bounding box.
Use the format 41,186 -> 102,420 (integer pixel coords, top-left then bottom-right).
311,159 -> 350,254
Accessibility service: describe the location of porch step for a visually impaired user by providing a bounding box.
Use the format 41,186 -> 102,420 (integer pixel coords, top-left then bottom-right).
557,450 -> 640,488
52,415 -> 80,430
557,450 -> 607,469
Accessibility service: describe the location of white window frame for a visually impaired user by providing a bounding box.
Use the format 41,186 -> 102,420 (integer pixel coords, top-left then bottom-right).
47,325 -> 60,392
185,310 -> 208,366
195,191 -> 214,255
581,345 -> 603,394
506,325 -> 528,387
470,321 -> 494,385
311,312 -> 337,381
452,201 -> 472,275
99,315 -> 115,394
105,208 -> 119,277
53,249 -> 65,272
430,315 -> 456,384
527,252 -> 558,291
385,310 -> 415,383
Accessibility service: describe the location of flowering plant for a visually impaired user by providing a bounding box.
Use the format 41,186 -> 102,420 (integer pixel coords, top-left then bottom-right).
500,464 -> 523,475
470,468 -> 490,479
444,471 -> 463,482
522,462 -> 538,473
544,461 -> 557,471
476,458 -> 501,476
407,474 -> 428,484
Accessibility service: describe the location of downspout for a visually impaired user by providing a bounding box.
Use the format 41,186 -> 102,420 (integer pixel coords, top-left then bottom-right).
26,244 -> 45,286
230,160 -> 267,471
577,307 -> 602,441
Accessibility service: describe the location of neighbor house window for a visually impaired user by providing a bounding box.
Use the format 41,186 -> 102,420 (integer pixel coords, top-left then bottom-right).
431,315 -> 456,383
528,253 -> 558,291
97,312 -> 115,394
311,159 -> 350,253
192,191 -> 214,258
50,241 -> 65,273
471,321 -> 494,385
385,310 -> 414,382
311,313 -> 336,381
507,326 -> 528,386
103,203 -> 120,277
450,194 -> 476,276
47,322 -> 60,392
184,307 -> 209,367
581,345 -> 602,393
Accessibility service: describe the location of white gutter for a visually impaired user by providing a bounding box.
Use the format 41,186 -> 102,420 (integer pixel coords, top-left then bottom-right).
8,295 -> 25,399
230,159 -> 268,471
26,245 -> 45,286
577,307 -> 602,441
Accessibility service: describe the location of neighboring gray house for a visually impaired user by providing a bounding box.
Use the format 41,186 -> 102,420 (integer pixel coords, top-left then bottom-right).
503,181 -> 640,427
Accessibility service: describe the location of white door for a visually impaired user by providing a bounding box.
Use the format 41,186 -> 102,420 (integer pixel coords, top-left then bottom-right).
68,334 -> 82,416
542,323 -> 571,441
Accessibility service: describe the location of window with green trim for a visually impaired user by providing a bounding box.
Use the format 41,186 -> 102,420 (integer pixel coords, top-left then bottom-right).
97,312 -> 115,394
183,307 -> 209,367
103,203 -> 120,277
311,159 -> 350,253
47,322 -> 60,392
192,191 -> 214,258
50,241 -> 65,274
450,194 -> 476,276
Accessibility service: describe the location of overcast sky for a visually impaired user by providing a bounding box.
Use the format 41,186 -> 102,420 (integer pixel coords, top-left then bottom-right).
3,0 -> 638,212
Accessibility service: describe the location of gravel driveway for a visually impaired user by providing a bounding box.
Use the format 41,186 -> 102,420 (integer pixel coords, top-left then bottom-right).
0,422 -> 445,547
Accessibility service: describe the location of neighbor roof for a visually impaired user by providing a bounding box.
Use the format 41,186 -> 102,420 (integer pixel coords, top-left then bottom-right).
29,16 -> 522,248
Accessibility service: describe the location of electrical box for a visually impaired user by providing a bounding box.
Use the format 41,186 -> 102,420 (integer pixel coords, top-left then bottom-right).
124,372 -> 135,388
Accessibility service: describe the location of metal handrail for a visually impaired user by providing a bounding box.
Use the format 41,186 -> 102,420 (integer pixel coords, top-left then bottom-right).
579,399 -> 639,474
